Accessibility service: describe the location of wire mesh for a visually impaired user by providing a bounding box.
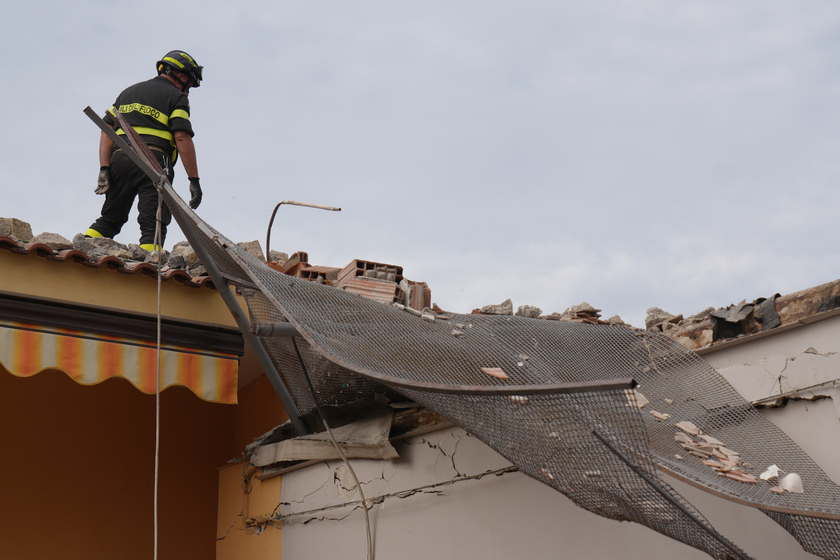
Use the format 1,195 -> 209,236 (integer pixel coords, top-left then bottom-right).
159,181 -> 840,560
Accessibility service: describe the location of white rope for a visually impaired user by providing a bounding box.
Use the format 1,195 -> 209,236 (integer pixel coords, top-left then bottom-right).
153,187 -> 164,560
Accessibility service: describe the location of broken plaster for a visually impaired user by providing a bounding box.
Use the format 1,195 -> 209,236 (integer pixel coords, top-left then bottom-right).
715,346 -> 840,413
266,429 -> 496,528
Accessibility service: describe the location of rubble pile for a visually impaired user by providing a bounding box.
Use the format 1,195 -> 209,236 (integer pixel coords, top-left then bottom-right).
0,217 -> 290,282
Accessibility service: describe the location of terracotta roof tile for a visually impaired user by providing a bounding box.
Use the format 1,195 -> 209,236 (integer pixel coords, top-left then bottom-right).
0,235 -> 216,290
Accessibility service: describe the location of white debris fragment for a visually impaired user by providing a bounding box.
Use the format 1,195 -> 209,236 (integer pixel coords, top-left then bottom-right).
509,395 -> 529,405
760,464 -> 782,482
779,473 -> 805,493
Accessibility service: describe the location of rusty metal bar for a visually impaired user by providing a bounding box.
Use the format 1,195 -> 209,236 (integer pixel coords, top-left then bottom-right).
266,201 -> 341,257
381,377 -> 637,396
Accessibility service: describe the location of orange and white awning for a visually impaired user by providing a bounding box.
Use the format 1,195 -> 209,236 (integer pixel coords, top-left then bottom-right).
0,319 -> 238,404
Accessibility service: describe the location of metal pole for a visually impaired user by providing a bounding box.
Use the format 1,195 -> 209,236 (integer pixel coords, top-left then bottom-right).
593,430 -> 752,560
266,200 -> 340,257
175,225 -> 310,436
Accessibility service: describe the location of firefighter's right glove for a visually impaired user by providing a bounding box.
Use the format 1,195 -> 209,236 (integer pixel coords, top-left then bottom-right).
188,177 -> 202,209
95,166 -> 110,195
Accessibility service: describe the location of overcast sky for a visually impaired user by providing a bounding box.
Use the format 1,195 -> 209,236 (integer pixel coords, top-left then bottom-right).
3,1 -> 839,327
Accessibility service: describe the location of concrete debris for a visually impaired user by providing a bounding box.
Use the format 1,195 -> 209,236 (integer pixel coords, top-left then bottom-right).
268,250 -> 289,265
0,217 -> 33,242
31,232 -> 72,251
238,240 -> 265,261
571,302 -> 601,314
479,299 -> 514,316
541,302 -> 608,325
516,305 -> 542,318
108,247 -> 133,260
606,315 -> 625,326
645,307 -> 685,332
646,307 -> 675,330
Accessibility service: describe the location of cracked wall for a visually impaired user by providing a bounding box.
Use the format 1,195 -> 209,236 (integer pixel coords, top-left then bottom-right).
216,318 -> 840,560
262,425 -> 822,559
702,314 -> 840,486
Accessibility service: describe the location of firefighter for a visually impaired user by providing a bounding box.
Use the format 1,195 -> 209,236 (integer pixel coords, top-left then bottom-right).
86,50 -> 204,251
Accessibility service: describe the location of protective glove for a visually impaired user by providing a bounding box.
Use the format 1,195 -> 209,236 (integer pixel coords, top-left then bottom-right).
95,166 -> 110,194
188,177 -> 203,209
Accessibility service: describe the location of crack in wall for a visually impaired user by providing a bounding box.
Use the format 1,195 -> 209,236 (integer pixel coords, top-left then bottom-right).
216,512 -> 242,541
402,432 -> 464,476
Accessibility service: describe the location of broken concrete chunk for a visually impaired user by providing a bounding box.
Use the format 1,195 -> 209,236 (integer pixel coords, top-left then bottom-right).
480,299 -> 514,316
127,244 -> 149,262
31,232 -> 72,251
107,248 -> 133,260
480,367 -> 509,380
0,217 -> 33,241
646,307 -> 676,330
650,410 -> 670,421
571,302 -> 601,314
268,250 -> 289,265
509,395 -> 529,405
451,329 -> 465,338
675,421 -> 702,436
515,305 -> 542,318
605,315 -> 626,326
237,240 -> 265,261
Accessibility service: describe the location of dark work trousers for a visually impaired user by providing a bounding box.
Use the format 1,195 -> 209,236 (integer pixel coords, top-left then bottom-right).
89,148 -> 175,245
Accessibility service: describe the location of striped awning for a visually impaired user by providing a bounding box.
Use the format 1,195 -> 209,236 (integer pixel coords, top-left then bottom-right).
0,319 -> 238,404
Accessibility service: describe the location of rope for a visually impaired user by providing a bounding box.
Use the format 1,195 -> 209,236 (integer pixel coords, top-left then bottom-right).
292,338 -> 374,560
153,187 -> 164,560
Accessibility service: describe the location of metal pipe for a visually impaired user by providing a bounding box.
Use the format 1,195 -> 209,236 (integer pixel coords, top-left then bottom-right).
266,200 -> 340,257
175,225 -> 309,435
593,430 -> 752,560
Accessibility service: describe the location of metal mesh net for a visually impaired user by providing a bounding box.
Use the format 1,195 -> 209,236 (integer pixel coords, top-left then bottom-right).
159,183 -> 840,560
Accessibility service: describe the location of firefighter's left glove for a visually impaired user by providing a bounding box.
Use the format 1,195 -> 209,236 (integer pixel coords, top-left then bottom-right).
95,166 -> 110,195
188,177 -> 202,209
